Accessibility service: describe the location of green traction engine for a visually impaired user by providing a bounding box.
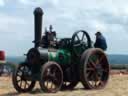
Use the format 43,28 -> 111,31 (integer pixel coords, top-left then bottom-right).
12,7 -> 110,93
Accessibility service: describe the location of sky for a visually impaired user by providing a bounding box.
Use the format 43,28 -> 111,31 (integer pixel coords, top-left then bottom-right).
0,0 -> 128,56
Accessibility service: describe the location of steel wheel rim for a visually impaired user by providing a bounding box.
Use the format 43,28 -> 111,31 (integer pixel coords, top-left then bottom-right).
85,51 -> 109,89
15,65 -> 33,90
42,64 -> 62,92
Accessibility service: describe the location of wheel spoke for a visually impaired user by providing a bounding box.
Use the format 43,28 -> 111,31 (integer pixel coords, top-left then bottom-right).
81,33 -> 85,41
24,81 -> 27,89
19,68 -> 23,72
88,58 -> 96,69
86,71 -> 92,78
95,72 -> 100,81
50,82 -> 54,89
96,55 -> 104,65
99,55 -> 105,63
95,58 -> 100,65
22,66 -> 25,70
76,34 -> 80,41
52,67 -> 57,76
17,71 -> 22,76
86,67 -> 95,71
19,80 -> 23,87
26,81 -> 30,86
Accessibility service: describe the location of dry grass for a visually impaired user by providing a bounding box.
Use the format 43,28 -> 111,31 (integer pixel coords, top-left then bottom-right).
0,75 -> 128,96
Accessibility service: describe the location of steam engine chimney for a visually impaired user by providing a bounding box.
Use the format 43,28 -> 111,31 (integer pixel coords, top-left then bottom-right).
33,7 -> 44,48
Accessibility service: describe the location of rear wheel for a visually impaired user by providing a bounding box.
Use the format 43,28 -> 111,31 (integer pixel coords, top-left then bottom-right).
80,48 -> 110,89
12,63 -> 36,92
39,61 -> 63,93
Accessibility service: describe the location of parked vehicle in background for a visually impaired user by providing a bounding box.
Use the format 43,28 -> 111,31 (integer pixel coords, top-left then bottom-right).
0,50 -> 6,76
0,50 -> 12,76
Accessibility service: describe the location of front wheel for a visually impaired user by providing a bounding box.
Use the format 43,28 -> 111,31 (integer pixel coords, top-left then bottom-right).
39,61 -> 63,93
12,63 -> 36,92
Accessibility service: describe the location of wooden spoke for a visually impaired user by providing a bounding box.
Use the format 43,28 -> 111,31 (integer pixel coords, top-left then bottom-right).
86,71 -> 93,78
97,55 -> 105,65
86,67 -> 95,71
50,81 -> 54,89
24,81 -> 27,89
95,58 -> 100,65
19,80 -> 23,87
95,72 -> 100,81
88,58 -> 96,69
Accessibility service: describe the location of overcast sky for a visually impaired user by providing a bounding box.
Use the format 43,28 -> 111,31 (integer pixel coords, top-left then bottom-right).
0,0 -> 128,56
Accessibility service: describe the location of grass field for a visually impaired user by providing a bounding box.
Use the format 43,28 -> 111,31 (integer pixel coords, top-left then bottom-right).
0,74 -> 128,96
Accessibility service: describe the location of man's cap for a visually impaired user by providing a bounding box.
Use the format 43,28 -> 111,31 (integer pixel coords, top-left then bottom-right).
95,31 -> 101,35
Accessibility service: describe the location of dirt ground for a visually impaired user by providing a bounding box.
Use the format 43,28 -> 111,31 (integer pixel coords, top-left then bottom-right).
0,74 -> 128,96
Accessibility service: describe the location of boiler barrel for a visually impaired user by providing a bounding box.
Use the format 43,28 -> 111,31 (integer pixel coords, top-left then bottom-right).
33,7 -> 44,48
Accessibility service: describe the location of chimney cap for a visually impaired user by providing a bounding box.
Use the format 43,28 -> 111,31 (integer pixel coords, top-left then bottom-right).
34,7 -> 44,15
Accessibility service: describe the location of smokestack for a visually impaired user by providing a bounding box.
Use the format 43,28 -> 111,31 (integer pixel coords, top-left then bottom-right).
33,7 -> 44,48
